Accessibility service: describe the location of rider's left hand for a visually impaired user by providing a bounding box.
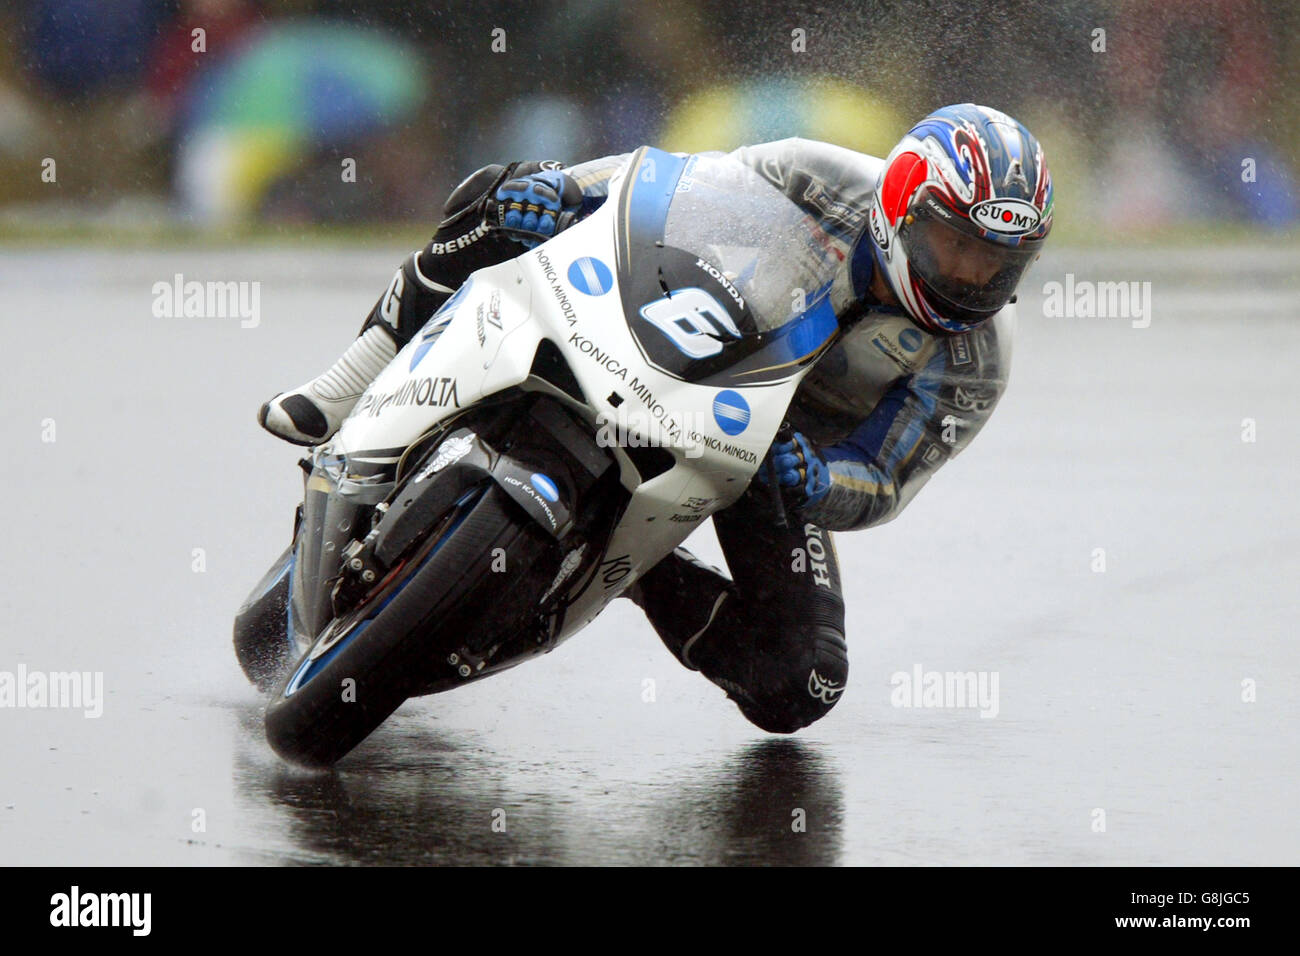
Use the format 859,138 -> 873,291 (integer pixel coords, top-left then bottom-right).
755,430 -> 832,508
493,169 -> 584,248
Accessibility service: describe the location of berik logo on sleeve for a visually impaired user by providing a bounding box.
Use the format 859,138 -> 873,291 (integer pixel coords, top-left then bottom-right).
49,886 -> 151,936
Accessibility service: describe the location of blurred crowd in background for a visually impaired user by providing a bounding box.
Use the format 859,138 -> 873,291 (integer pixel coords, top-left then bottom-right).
0,0 -> 1296,236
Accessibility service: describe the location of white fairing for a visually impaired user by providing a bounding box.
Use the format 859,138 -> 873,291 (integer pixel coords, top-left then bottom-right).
326,152 -> 827,640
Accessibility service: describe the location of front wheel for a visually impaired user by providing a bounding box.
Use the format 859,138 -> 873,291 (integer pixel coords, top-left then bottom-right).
233,544 -> 295,693
264,482 -> 554,768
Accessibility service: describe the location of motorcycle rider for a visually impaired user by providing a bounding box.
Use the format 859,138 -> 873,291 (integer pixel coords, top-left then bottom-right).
259,104 -> 1053,733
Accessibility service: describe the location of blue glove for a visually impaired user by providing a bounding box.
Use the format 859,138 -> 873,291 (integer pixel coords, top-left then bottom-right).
754,430 -> 832,507
494,169 -> 583,248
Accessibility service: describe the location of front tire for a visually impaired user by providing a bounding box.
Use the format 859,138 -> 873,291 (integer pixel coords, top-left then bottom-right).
264,482 -> 553,768
233,545 -> 295,693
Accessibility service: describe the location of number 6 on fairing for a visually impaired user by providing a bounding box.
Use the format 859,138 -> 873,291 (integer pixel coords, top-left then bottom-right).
639,287 -> 742,358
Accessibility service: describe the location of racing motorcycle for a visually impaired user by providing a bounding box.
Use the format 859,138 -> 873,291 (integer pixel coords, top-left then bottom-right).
234,147 -> 844,766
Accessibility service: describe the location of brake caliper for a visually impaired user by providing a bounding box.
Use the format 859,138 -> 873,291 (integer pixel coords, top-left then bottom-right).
330,503 -> 389,615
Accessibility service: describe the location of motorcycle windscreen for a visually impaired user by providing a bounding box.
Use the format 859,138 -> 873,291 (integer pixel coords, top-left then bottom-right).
614,148 -> 842,387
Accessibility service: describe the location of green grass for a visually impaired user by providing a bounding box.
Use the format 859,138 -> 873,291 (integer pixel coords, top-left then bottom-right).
0,220 -> 427,248
1,216 -> 1297,249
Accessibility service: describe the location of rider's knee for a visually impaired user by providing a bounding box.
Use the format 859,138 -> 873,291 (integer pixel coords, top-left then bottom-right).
730,624 -> 849,734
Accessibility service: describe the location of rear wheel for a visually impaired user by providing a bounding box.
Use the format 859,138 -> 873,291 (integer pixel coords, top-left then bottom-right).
264,481 -> 554,768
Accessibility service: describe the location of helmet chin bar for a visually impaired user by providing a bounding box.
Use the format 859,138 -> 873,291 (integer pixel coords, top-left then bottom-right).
914,273 -> 1000,327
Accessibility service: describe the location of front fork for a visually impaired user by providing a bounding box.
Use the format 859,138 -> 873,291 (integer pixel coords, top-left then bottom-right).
323,395 -> 617,621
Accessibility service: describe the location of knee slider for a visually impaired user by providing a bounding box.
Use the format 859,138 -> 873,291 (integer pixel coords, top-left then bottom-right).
738,624 -> 848,734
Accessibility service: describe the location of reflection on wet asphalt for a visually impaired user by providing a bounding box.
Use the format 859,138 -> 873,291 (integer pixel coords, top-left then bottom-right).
234,706 -> 843,865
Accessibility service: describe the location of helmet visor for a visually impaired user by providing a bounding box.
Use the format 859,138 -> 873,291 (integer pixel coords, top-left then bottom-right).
897,189 -> 1039,320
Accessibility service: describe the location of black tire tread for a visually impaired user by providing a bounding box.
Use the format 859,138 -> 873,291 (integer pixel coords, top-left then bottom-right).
264,483 -> 551,767
233,546 -> 295,693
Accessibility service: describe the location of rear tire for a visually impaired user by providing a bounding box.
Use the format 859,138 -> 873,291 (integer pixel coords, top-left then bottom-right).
264,482 -> 553,768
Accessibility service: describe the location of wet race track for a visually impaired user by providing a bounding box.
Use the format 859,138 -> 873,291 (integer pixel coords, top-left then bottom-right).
2,245 -> 1297,865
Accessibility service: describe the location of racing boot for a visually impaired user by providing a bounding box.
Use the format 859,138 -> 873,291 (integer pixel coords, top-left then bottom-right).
259,251 -> 455,445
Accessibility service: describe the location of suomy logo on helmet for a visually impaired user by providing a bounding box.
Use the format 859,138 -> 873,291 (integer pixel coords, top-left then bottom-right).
970,198 -> 1041,236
